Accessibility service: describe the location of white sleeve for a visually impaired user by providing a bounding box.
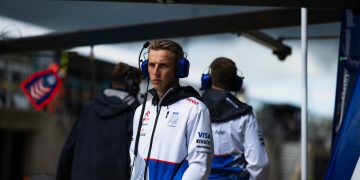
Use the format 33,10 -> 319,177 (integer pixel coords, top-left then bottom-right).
243,112 -> 269,180
182,104 -> 213,180
130,104 -> 142,166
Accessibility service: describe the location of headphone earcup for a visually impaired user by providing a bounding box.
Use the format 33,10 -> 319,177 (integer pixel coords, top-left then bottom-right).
125,67 -> 140,96
200,73 -> 212,90
140,59 -> 149,78
232,75 -> 243,91
176,57 -> 190,78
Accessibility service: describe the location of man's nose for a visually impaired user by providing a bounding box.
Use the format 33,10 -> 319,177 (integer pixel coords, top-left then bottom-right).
153,66 -> 160,75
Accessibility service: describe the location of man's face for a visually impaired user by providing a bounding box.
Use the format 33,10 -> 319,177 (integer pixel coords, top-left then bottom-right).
148,49 -> 177,96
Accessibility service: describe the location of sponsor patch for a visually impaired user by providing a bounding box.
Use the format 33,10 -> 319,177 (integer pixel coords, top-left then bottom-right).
198,132 -> 211,139
143,111 -> 150,121
140,128 -> 146,136
257,130 -> 265,145
215,130 -> 225,135
196,138 -> 212,154
196,139 -> 211,145
167,112 -> 179,127
196,145 -> 210,149
142,111 -> 151,125
196,150 -> 212,154
186,97 -> 199,105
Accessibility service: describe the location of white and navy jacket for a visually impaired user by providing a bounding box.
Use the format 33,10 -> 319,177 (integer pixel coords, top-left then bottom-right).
202,88 -> 269,180
130,86 -> 213,180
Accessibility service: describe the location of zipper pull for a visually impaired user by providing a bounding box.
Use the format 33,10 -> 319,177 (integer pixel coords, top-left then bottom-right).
165,111 -> 169,119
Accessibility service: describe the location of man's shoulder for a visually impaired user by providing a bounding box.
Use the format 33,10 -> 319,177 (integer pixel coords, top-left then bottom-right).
177,96 -> 209,113
184,96 -> 201,105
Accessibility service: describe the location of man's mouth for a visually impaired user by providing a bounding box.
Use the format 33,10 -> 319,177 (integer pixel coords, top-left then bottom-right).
152,79 -> 161,83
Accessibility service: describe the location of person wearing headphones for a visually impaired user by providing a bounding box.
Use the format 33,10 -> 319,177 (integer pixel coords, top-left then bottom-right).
56,62 -> 142,180
130,39 -> 213,180
201,57 -> 269,180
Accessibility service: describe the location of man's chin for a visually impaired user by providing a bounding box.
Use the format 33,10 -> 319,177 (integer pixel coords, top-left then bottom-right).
152,86 -> 162,92
152,86 -> 168,94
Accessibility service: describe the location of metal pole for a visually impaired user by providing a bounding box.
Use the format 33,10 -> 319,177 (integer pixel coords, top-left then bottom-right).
301,7 -> 308,180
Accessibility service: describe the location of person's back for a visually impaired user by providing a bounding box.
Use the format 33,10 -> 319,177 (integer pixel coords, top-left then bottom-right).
201,57 -> 269,180
56,62 -> 141,180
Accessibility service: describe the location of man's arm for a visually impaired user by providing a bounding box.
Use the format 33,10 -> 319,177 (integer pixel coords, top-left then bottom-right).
243,112 -> 269,180
183,104 -> 213,180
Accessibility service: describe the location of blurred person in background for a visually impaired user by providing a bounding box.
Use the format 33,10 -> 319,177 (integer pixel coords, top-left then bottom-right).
201,57 -> 269,180
56,62 -> 142,180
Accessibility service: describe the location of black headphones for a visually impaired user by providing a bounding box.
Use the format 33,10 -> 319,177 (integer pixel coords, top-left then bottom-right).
138,41 -> 190,79
109,65 -> 139,96
200,68 -> 244,91
125,66 -> 140,96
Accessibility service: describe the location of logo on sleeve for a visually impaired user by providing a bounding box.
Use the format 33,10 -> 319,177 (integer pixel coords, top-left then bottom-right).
196,132 -> 212,154
198,132 -> 211,139
257,130 -> 265,146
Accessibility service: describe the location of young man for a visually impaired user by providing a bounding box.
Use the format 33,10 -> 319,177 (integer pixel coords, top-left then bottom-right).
130,40 -> 213,180
57,62 -> 142,180
201,57 -> 269,180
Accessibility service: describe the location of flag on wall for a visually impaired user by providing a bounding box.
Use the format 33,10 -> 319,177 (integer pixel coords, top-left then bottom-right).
20,69 -> 62,110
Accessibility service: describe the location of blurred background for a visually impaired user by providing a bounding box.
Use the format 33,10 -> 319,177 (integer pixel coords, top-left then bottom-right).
0,0 -> 347,179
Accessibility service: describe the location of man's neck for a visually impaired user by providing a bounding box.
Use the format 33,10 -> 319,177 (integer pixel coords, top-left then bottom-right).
212,85 -> 226,91
157,91 -> 165,99
157,83 -> 180,99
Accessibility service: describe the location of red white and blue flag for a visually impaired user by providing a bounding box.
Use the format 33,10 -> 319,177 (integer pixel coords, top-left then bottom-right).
20,69 -> 62,110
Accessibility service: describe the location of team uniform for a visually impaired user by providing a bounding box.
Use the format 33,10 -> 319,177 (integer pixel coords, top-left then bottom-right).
202,88 -> 269,180
130,86 -> 213,180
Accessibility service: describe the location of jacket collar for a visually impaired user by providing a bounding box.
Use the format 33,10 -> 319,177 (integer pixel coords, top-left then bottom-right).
202,88 -> 252,123
149,86 -> 201,106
